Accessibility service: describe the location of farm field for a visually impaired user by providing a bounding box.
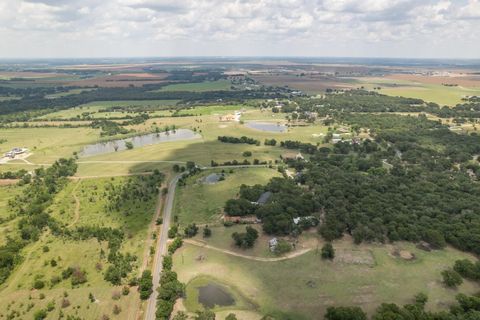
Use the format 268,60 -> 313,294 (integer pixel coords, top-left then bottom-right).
173,168 -> 280,226
155,80 -> 233,92
173,239 -> 479,319
355,76 -> 480,106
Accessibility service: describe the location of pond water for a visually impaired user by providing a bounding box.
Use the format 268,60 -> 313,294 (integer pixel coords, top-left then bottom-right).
245,121 -> 286,133
198,283 -> 235,309
80,129 -> 200,157
203,173 -> 223,184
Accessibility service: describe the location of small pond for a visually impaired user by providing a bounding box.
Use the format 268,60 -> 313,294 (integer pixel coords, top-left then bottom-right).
245,121 -> 286,133
198,283 -> 235,309
202,173 -> 224,184
80,129 -> 200,157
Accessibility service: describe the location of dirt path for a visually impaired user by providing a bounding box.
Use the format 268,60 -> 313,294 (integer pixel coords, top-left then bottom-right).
184,239 -> 312,262
68,180 -> 81,228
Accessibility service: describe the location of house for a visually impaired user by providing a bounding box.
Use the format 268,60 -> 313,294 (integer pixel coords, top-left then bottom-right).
4,147 -> 28,158
282,152 -> 304,161
256,191 -> 272,205
269,238 -> 278,252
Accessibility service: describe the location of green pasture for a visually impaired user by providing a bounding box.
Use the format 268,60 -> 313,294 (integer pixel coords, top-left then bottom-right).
174,240 -> 479,319
39,100 -> 180,120
0,127 -> 100,164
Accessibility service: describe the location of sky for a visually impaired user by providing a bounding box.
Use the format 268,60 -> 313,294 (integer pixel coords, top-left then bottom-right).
1,0 -> 480,59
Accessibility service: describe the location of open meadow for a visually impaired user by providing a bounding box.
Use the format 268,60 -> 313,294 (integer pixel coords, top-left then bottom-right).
173,239 -> 479,319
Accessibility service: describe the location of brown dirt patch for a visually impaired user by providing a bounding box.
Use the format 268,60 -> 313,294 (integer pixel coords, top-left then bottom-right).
391,248 -> 416,261
0,179 -> 18,186
334,248 -> 375,266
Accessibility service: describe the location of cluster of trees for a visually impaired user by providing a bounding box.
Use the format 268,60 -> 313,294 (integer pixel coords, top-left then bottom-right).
156,238 -> 185,319
217,135 -> 260,145
139,270 -> 153,300
280,140 -> 317,154
0,158 -> 77,284
326,293 -> 480,320
211,159 -> 268,167
105,170 -> 164,211
224,178 -> 318,235
72,225 -> 135,285
0,169 -> 31,185
232,226 -> 259,248
0,82 -> 286,121
454,259 -> 480,280
264,138 -> 277,146
90,119 -> 130,136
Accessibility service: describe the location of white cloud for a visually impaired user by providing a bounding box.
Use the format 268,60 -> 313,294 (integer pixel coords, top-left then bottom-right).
0,0 -> 479,58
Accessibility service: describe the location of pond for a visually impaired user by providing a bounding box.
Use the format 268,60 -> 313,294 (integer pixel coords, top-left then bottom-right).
80,129 -> 200,157
198,283 -> 235,309
202,173 -> 224,184
245,121 -> 286,133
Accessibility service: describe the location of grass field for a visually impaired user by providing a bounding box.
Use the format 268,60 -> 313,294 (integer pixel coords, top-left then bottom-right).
39,100 -> 180,120
0,175 -> 159,319
0,127 -> 101,164
173,168 -> 280,226
156,80 -> 233,92
174,239 -> 479,319
356,77 -> 480,106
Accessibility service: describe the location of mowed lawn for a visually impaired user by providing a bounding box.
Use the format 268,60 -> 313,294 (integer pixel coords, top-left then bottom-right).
173,239 -> 479,319
173,168 -> 280,226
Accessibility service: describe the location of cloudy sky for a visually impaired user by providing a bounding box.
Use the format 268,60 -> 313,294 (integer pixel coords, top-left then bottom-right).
1,0 -> 479,59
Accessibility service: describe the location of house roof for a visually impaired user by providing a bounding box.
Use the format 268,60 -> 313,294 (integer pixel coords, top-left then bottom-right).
257,191 -> 272,205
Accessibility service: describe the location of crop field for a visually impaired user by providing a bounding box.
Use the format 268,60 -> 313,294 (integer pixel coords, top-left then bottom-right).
173,240 -> 478,319
173,168 -> 280,226
155,80 -> 233,92
251,74 -> 356,94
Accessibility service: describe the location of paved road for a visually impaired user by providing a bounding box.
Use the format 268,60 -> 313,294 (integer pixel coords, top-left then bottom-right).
143,165 -> 269,319
144,173 -> 183,320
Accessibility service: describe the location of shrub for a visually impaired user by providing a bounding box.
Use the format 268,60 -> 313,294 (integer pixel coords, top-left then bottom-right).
325,306 -> 367,320
113,304 -> 121,315
203,226 -> 212,238
33,280 -> 45,290
442,269 -> 463,288
33,309 -> 47,320
274,239 -> 292,255
321,243 -> 335,260
61,299 -> 70,308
